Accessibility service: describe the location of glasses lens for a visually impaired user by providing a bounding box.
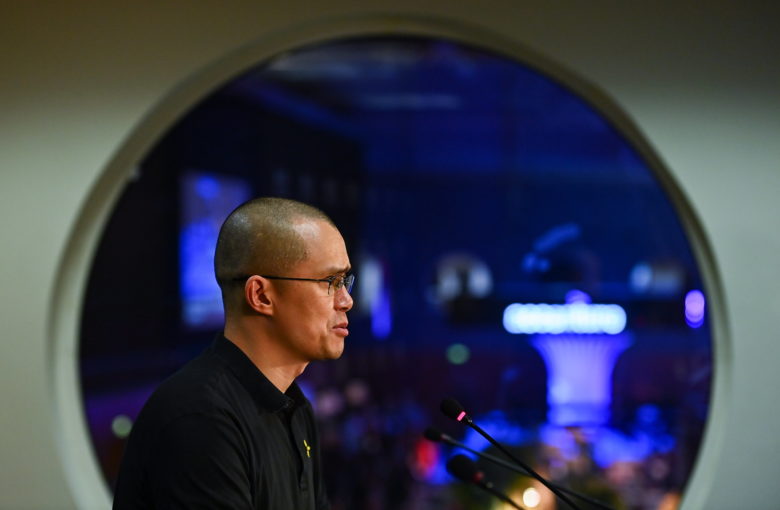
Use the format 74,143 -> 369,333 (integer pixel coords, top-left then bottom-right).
328,274 -> 355,295
343,274 -> 355,294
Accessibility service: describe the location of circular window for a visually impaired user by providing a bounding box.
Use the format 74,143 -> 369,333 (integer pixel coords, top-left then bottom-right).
80,36 -> 712,509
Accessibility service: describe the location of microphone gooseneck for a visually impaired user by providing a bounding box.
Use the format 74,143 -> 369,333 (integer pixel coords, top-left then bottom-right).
424,425 -> 615,510
423,426 -> 447,443
440,398 -> 582,510
446,454 -> 524,510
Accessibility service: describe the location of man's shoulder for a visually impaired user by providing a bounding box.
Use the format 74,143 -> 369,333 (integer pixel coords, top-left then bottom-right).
136,349 -> 243,431
114,348 -> 257,508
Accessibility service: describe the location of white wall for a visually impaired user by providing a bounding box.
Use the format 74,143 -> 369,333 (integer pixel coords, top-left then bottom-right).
1,3 -> 778,508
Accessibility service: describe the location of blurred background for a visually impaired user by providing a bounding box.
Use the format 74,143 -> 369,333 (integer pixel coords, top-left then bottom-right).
80,37 -> 711,510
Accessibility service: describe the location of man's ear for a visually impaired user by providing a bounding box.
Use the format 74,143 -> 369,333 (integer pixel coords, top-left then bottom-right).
244,276 -> 273,315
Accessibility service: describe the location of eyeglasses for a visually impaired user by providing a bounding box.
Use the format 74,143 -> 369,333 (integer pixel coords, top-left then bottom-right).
232,273 -> 355,295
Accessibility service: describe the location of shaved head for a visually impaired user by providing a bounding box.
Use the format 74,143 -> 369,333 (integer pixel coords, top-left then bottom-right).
214,197 -> 336,312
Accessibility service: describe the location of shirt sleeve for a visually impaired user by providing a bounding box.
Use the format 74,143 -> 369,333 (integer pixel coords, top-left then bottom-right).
147,412 -> 254,509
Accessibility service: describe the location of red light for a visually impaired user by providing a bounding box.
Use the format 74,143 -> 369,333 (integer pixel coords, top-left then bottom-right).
410,438 -> 439,480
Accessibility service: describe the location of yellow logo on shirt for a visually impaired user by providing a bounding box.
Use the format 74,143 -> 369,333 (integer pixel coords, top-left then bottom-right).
303,439 -> 311,458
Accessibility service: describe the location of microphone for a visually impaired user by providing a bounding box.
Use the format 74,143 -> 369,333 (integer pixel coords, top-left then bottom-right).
446,454 -> 525,510
440,398 -> 582,510
441,397 -> 472,424
425,426 -> 615,510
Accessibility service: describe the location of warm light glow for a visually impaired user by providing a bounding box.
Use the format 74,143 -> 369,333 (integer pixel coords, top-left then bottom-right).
457,411 -> 466,422
503,302 -> 626,335
522,487 -> 541,508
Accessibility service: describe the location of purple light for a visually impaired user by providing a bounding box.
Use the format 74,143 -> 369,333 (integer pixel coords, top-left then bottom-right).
195,175 -> 221,200
532,333 -> 632,426
180,172 -> 250,328
359,257 -> 393,340
460,410 -> 531,454
371,286 -> 393,340
565,289 -> 592,304
685,290 -> 706,328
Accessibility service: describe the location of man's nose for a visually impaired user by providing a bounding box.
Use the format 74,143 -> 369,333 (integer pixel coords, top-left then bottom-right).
335,287 -> 353,311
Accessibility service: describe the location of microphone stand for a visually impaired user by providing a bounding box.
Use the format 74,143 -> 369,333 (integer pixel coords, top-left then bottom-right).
469,420 -> 582,510
441,398 -> 581,510
427,428 -> 615,510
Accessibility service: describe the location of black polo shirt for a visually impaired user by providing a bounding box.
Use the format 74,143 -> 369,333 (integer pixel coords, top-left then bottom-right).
113,334 -> 329,510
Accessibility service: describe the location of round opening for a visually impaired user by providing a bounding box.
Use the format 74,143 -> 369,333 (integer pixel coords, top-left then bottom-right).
75,34 -> 715,509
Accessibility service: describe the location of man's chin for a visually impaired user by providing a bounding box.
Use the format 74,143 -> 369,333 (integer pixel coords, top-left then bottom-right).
312,338 -> 344,361
323,339 -> 345,359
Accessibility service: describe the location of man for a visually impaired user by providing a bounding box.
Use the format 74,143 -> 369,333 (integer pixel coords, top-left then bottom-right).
113,197 -> 353,509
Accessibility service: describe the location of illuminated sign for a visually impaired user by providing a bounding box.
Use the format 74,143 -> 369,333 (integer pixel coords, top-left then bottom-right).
503,302 -> 627,335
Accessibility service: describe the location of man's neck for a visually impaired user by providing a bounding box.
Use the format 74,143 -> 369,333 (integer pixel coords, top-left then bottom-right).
223,323 -> 308,393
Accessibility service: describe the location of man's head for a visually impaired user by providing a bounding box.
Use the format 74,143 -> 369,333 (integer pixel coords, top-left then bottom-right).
215,197 -> 353,362
215,197 -> 336,291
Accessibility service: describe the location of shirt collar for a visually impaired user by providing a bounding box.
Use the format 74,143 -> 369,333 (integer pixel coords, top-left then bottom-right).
212,333 -> 307,412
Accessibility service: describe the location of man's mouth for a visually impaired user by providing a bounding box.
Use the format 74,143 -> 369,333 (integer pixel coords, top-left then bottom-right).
333,322 -> 349,336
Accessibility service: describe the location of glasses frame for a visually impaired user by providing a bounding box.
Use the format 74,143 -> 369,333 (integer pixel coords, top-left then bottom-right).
231,273 -> 355,295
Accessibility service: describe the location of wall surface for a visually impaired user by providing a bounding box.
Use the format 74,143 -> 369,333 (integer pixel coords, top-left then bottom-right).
1,2 -> 778,509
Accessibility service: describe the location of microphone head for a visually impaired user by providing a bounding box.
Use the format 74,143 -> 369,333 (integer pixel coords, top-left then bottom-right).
441,397 -> 468,422
447,454 -> 483,483
423,426 -> 444,443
